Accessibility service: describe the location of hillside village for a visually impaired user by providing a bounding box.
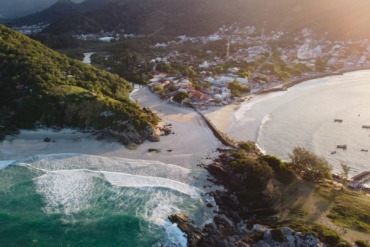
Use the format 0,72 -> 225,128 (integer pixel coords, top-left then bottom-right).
144,25 -> 370,107
13,22 -> 370,108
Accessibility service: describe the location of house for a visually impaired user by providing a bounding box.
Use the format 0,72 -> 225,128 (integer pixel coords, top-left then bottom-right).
349,171 -> 370,189
228,67 -> 240,74
189,90 -> 210,102
16,83 -> 25,90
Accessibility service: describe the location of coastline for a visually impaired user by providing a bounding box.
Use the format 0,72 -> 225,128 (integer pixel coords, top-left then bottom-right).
1,87 -> 223,170
259,65 -> 370,94
2,72 -> 370,246
0,87 -> 225,247
204,67 -> 370,134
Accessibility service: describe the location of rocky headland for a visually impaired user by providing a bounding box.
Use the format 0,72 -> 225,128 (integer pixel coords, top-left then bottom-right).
169,144 -> 354,247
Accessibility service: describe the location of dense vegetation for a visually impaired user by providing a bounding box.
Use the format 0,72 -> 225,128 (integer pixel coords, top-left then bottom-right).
289,147 -> 333,182
0,24 -> 159,141
207,145 -> 370,245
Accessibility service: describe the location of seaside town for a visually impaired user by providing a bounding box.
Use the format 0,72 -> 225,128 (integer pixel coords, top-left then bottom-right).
14,23 -> 370,109
3,2 -> 370,245
142,26 -> 370,107
54,24 -> 370,108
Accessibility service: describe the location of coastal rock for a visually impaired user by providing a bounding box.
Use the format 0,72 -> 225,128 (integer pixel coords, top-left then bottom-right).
43,137 -> 51,142
206,162 -> 228,178
168,213 -> 203,247
143,125 -> 160,142
98,123 -> 161,146
251,226 -> 322,247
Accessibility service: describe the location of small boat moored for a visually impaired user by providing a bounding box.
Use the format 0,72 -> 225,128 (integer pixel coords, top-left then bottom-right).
361,149 -> 368,152
337,145 -> 347,150
334,119 -> 343,123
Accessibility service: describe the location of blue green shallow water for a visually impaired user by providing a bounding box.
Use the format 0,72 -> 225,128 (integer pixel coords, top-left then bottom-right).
0,155 -> 213,246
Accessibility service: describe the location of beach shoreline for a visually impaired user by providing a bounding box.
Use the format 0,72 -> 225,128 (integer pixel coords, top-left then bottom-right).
3,67 -> 370,170
204,67 -> 370,134
258,66 -> 370,95
0,87 -> 223,171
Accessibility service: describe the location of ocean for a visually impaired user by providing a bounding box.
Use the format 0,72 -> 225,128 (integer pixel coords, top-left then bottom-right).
0,153 -> 215,246
0,85 -> 222,247
226,70 -> 370,177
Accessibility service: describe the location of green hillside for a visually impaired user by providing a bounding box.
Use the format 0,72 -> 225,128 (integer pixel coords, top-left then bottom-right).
0,24 -> 159,142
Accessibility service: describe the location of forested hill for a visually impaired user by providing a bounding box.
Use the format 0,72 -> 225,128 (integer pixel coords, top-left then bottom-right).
11,0 -> 114,26
0,24 -> 159,142
38,0 -> 370,39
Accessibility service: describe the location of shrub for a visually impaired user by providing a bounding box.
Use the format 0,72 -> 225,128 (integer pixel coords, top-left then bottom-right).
271,228 -> 285,242
355,240 -> 370,247
239,141 -> 257,152
289,147 -> 332,182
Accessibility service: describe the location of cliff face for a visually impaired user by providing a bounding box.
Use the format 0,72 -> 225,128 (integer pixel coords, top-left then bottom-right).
0,24 -> 159,143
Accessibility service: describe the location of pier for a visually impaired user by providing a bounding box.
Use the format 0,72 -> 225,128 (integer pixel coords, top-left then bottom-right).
349,171 -> 370,189
195,108 -> 238,149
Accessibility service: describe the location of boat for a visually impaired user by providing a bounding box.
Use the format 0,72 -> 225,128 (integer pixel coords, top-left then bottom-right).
331,151 -> 337,154
363,125 -> 370,129
361,149 -> 368,152
334,119 -> 343,123
337,145 -> 347,150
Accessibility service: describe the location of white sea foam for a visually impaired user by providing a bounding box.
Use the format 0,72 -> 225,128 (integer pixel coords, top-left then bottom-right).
158,221 -> 188,247
25,153 -> 191,183
35,169 -> 97,215
102,171 -> 200,199
28,154 -> 201,216
256,114 -> 271,143
24,153 -> 205,247
0,160 -> 15,169
235,92 -> 285,121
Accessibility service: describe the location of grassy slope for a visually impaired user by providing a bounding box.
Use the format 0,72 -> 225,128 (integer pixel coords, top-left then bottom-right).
278,179 -> 370,243
0,24 -> 158,135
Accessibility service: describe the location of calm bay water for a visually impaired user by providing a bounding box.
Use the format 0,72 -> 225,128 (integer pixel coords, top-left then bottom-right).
227,70 -> 370,176
0,154 -> 214,246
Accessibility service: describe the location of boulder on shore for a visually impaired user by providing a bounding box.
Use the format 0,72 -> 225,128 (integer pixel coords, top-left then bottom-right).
168,213 -> 203,247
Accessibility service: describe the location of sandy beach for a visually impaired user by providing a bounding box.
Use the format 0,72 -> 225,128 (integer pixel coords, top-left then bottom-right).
205,68 -> 370,142
202,94 -> 256,133
0,87 -> 222,170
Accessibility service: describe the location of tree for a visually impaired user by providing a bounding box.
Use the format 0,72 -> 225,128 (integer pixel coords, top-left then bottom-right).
228,80 -> 250,96
288,147 -> 332,182
214,66 -> 224,74
173,92 -> 189,103
315,57 -> 327,72
157,62 -> 172,73
340,163 -> 351,188
239,141 -> 258,152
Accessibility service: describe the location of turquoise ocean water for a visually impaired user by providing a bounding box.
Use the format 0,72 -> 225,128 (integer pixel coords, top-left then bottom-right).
0,154 -> 213,246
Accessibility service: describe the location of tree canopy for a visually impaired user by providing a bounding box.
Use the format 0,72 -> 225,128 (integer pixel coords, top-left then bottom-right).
0,24 -> 159,136
289,147 -> 332,182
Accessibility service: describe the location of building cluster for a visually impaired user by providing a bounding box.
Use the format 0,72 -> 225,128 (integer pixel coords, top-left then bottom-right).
147,70 -> 250,107
72,30 -> 137,42
146,26 -> 370,107
12,23 -> 49,35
